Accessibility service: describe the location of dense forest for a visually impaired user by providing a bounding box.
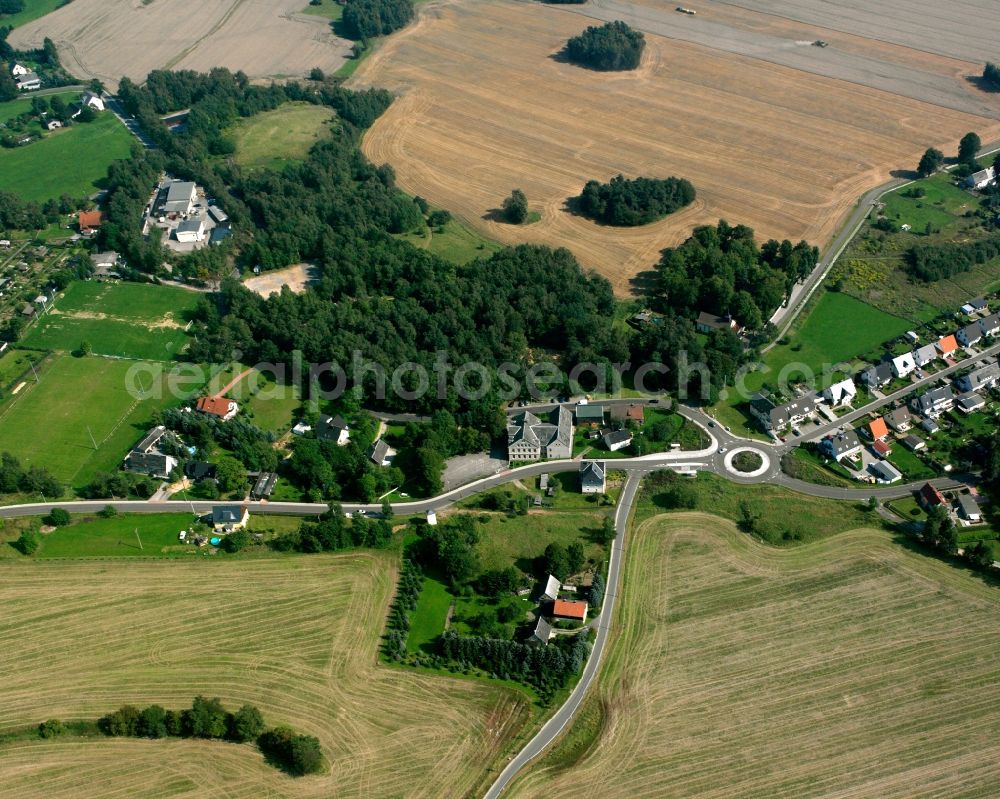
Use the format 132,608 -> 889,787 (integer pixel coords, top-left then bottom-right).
341,0 -> 414,41
574,175 -> 696,226
564,20 -> 645,71
649,220 -> 819,333
906,234 -> 1000,282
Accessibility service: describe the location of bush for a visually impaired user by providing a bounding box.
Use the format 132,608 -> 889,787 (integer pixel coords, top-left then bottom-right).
14,529 -> 39,556
98,504 -> 118,518
258,726 -> 327,776
44,508 -> 71,527
137,705 -> 168,738
220,530 -> 249,553
38,719 -> 65,739
229,704 -> 266,743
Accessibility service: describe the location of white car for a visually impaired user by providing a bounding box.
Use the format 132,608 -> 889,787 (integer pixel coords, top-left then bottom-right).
178,530 -> 187,541
718,447 -> 727,454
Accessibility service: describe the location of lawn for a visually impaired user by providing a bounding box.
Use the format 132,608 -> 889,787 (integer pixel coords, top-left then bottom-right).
880,171 -> 976,233
474,510 -> 606,573
223,368 -> 301,433
398,216 -> 502,265
0,553 -> 529,798
406,574 -> 452,653
301,0 -> 343,20
0,113 -> 134,202
0,355 -> 203,490
638,470 -> 878,545
509,516 -> 1000,798
229,102 -> 334,172
22,281 -> 200,360
0,0 -> 65,29
0,348 -> 44,390
886,444 -> 936,481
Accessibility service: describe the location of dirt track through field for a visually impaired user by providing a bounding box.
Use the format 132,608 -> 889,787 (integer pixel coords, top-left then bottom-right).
0,554 -> 527,798
355,0 -> 1000,295
508,514 -> 1000,798
9,0 -> 353,88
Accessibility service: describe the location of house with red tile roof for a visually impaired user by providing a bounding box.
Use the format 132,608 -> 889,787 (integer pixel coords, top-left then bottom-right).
196,395 -> 239,421
551,599 -> 588,622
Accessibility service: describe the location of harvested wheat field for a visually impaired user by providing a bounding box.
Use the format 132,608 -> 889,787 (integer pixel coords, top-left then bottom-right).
355,0 -> 1000,294
509,513 -> 1000,798
0,553 -> 528,799
9,0 -> 353,88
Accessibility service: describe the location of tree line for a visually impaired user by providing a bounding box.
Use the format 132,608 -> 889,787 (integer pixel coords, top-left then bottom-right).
905,232 -> 1000,282
574,174 -> 696,226
342,0 -> 414,41
92,696 -> 324,776
565,20 -> 645,71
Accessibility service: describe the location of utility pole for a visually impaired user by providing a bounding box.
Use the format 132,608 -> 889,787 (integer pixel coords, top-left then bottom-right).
134,528 -> 143,551
86,425 -> 98,450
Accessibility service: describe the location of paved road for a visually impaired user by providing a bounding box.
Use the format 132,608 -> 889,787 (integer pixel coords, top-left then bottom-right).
482,470 -> 644,799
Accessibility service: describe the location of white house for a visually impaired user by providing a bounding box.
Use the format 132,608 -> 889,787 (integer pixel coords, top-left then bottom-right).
913,343 -> 939,368
957,322 -> 983,347
15,72 -> 41,91
45,119 -> 62,131
965,166 -> 996,190
11,63 -> 29,77
869,460 -> 902,484
540,574 -> 561,603
891,352 -> 916,379
580,460 -> 606,494
911,385 -> 955,418
820,430 -> 863,463
80,91 -> 105,112
822,378 -> 856,407
955,362 -> 1000,394
317,415 -> 350,446
291,421 -> 312,436
163,180 -> 198,215
603,429 -> 633,452
175,219 -> 205,243
978,312 -> 1000,338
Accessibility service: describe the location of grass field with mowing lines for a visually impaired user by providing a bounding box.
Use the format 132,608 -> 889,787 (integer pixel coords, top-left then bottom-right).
0,349 -> 44,389
0,113 -> 134,202
509,514 -> 1000,798
0,553 -> 529,798
0,356 -> 202,490
22,281 -> 199,360
229,102 -> 334,172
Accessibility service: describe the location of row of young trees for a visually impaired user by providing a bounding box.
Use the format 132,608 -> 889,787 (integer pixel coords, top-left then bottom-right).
574,175 -> 696,226
97,696 -> 324,776
565,20 -> 645,71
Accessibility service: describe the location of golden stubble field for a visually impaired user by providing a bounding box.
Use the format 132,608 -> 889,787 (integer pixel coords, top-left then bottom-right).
355,0 -> 1000,293
0,553 -> 527,799
8,0 -> 352,88
509,513 -> 1000,798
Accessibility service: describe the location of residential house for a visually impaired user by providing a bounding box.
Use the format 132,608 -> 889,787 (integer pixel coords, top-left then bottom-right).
885,407 -> 912,433
979,312 -> 1000,338
251,472 -> 278,499
540,574 -> 561,603
551,599 -> 588,622
575,403 -> 605,428
867,417 -> 890,442
859,362 -> 893,389
45,119 -> 62,131
603,429 -> 633,452
185,461 -> 216,482
15,72 -> 41,91
291,421 -> 311,436
869,460 -> 902,484
919,483 -> 946,509
611,403 -> 645,425
911,385 -> 955,417
822,378 -> 856,406
20,302 -> 34,317
162,180 -> 197,215
956,362 -> 1000,394
580,460 -> 606,494
902,434 -> 926,451
913,343 -> 939,368
695,311 -> 739,334
961,297 -> 988,315
820,430 -> 862,463
529,617 -> 553,646
957,494 -> 982,522
957,322 -> 983,347
956,393 -> 986,413
871,439 -> 892,459
507,406 -> 573,461
133,426 -> 169,454
175,219 -> 205,244
965,166 -> 996,190
124,450 -> 177,479
196,395 -> 239,421
367,438 -> 395,467
78,209 -> 103,235
80,91 -> 105,111
891,352 -> 917,379
90,251 -> 120,279
11,63 -> 29,77
317,415 -> 350,445
748,393 -> 818,433
212,505 -> 249,533
936,334 -> 959,359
